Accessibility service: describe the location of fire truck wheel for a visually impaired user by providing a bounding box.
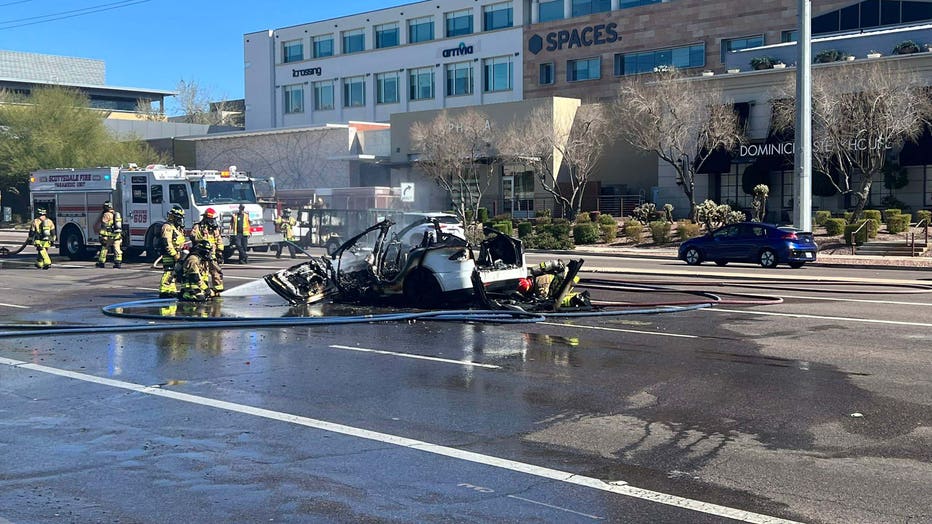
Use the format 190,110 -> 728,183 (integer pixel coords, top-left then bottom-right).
59,225 -> 86,260
143,226 -> 161,262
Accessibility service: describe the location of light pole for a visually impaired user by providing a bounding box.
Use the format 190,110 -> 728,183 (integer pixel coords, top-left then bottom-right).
793,0 -> 813,231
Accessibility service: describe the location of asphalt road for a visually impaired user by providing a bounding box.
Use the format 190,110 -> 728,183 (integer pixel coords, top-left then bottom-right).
1,245 -> 931,523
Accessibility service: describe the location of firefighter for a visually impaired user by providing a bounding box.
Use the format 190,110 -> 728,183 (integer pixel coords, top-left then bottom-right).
273,208 -> 298,259
190,207 -> 224,294
95,201 -> 123,268
177,239 -> 213,302
29,208 -> 56,270
229,203 -> 250,264
159,205 -> 187,298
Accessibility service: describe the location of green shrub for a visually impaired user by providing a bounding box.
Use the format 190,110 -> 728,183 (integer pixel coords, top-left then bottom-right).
843,211 -> 853,224
524,221 -> 574,250
676,220 -> 701,241
573,223 -> 600,244
865,218 -> 880,238
517,221 -> 533,238
535,215 -> 552,225
844,223 -> 868,245
862,209 -> 882,222
477,208 -> 490,223
825,218 -> 847,236
491,213 -> 511,223
492,221 -> 513,236
623,221 -> 644,244
915,210 -> 932,226
575,211 -> 591,223
887,214 -> 911,234
883,208 -> 901,221
588,211 -> 601,222
600,222 -> 618,242
598,214 -> 616,225
648,220 -> 673,244
814,210 -> 832,226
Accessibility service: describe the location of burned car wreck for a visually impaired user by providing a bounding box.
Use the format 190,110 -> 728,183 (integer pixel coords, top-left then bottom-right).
264,217 -> 588,310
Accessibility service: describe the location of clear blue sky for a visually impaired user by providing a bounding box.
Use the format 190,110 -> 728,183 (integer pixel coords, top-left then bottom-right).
0,0 -> 397,113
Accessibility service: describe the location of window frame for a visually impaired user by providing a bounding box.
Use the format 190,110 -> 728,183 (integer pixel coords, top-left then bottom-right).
483,55 -> 513,92
342,28 -> 365,54
313,80 -> 335,111
408,16 -> 435,44
483,2 -> 514,31
446,61 -> 474,97
343,76 -> 366,108
538,0 -> 564,22
614,43 -> 705,76
374,22 -> 399,49
284,84 -> 305,114
376,72 -> 400,104
312,34 -> 334,58
721,35 -> 764,63
539,62 -> 555,85
445,9 -> 474,37
409,66 -> 435,101
566,57 -> 601,82
282,39 -> 304,64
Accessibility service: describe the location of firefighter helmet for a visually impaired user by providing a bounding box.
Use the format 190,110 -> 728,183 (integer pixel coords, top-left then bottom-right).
282,208 -> 291,217
36,208 -> 47,216
204,208 -> 218,219
517,277 -> 533,294
103,201 -> 113,210
192,239 -> 213,257
168,206 -> 185,224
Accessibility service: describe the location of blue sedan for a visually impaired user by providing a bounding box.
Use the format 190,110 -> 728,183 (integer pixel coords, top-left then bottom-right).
678,222 -> 819,268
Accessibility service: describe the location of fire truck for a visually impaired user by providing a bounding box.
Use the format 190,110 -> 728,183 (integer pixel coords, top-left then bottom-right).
29,164 -> 282,260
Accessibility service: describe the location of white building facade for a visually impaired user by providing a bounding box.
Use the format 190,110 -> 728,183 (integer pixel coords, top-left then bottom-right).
244,0 -> 527,130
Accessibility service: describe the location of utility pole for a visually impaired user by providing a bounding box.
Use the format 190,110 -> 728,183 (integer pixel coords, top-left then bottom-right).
793,0 -> 813,231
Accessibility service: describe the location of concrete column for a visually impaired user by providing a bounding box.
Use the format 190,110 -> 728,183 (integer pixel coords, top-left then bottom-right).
564,0 -> 572,19
611,0 -> 620,10
531,0 -> 540,23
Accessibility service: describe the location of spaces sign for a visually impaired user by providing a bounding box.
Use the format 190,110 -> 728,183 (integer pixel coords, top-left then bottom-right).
528,22 -> 620,55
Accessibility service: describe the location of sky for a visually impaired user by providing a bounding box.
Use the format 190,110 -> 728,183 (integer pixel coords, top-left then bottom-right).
0,0 -> 398,113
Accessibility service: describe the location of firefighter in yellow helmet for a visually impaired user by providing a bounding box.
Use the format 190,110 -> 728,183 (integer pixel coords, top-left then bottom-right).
159,205 -> 187,298
273,208 -> 298,259
190,207 -> 224,295
177,239 -> 213,302
95,201 -> 123,268
29,208 -> 56,270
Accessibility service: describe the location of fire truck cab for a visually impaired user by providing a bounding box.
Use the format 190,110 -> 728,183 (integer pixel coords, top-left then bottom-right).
29,164 -> 280,260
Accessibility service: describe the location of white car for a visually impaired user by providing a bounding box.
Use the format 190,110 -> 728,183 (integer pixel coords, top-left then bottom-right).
397,212 -> 465,246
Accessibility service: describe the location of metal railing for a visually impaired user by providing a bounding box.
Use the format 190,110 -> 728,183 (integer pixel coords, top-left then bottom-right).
849,220 -> 870,255
909,218 -> 928,257
597,194 -> 645,217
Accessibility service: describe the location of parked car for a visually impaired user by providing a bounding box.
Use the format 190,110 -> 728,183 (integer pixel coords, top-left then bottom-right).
396,212 -> 466,246
678,222 -> 818,268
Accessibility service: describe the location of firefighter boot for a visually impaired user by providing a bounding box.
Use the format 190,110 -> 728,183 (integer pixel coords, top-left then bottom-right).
114,262 -> 121,269
95,261 -> 105,268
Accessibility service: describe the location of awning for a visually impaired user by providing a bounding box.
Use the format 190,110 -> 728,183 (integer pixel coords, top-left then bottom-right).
694,102 -> 751,174
900,124 -> 932,166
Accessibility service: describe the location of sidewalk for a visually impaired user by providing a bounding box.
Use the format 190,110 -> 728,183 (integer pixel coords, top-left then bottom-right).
543,244 -> 932,270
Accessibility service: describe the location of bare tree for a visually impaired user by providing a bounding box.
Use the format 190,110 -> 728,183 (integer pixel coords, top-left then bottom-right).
774,61 -> 932,221
499,103 -> 610,219
410,110 -> 495,227
167,79 -> 239,126
614,69 -> 745,220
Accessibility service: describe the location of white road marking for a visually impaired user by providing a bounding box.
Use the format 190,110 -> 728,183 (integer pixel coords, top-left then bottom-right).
0,303 -> 28,309
329,344 -> 501,369
708,308 -> 932,328
775,294 -> 932,307
0,357 -> 799,524
507,494 -> 605,520
539,321 -> 698,339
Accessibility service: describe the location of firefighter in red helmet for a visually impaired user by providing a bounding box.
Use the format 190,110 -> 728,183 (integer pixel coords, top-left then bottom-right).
189,208 -> 224,295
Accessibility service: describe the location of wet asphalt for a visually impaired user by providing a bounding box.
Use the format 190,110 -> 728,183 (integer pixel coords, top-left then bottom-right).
1,249 -> 931,523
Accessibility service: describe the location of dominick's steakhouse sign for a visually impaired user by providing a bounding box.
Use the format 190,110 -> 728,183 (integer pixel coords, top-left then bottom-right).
741,136 -> 894,157
527,22 -> 620,54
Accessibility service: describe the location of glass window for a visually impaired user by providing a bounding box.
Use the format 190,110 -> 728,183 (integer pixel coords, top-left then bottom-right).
375,23 -> 399,49
539,62 -> 554,85
409,67 -> 434,100
721,36 -> 764,62
446,9 -> 473,37
343,76 -> 365,107
342,29 -> 365,54
313,34 -> 334,58
408,16 -> 434,43
881,0 -> 900,25
132,185 -> 147,204
484,2 -> 513,31
781,30 -> 798,43
902,0 -> 932,22
169,184 -> 189,206
284,84 -> 304,113
376,72 -> 400,104
539,0 -> 564,22
283,39 -> 303,63
840,4 -> 860,30
446,62 -> 473,96
484,56 -> 513,92
572,0 -> 611,17
150,185 -> 163,204
861,0 -> 881,27
620,0 -> 661,7
567,57 -> 600,82
313,80 -> 334,110
615,44 -> 705,75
